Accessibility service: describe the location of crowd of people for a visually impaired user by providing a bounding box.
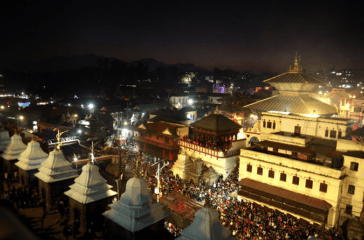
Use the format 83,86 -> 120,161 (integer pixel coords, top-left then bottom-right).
136,159 -> 343,240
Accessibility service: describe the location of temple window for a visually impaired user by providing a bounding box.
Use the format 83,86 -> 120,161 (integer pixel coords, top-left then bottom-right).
350,162 -> 359,171
280,173 -> 286,182
348,185 -> 355,195
325,128 -> 329,137
292,176 -> 299,185
320,183 -> 328,193
263,120 -> 266,128
268,170 -> 274,178
305,179 -> 313,189
273,121 -> 276,129
330,130 -> 337,138
247,164 -> 252,172
257,167 -> 263,175
267,121 -> 272,128
294,126 -> 301,136
338,129 -> 342,138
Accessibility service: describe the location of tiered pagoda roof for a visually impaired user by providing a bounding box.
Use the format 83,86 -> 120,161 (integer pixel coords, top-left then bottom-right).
15,140 -> 48,171
35,148 -> 78,183
65,161 -> 116,204
103,165 -> 169,232
245,54 -> 338,116
1,133 -> 27,161
0,128 -> 11,152
190,114 -> 242,132
245,94 -> 337,115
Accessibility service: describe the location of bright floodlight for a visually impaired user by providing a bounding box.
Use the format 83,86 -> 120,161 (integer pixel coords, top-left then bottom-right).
188,99 -> 193,105
88,103 -> 94,109
19,116 -> 24,120
78,130 -> 82,134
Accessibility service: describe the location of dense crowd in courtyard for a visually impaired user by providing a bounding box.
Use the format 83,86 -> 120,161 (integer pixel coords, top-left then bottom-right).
135,158 -> 344,240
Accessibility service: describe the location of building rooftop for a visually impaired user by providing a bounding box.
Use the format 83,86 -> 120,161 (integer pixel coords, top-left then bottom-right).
245,94 -> 337,115
190,113 -> 242,132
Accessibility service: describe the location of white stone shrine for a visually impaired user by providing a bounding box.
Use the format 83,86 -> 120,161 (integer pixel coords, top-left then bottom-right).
15,139 -> 48,186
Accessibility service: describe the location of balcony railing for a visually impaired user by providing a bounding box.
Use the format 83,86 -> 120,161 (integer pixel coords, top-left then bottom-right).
178,140 -> 240,158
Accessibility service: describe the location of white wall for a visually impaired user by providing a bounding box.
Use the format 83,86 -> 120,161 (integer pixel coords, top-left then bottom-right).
239,149 -> 344,228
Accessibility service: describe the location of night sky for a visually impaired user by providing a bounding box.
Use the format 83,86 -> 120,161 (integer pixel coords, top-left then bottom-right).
2,0 -> 364,73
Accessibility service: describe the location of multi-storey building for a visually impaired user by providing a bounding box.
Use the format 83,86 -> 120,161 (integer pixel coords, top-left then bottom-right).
177,113 -> 245,179
239,55 -> 361,229
135,121 -> 189,165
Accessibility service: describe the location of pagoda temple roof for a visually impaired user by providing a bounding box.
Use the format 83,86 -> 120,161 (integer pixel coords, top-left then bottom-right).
65,162 -> 116,204
138,121 -> 186,137
15,140 -> 48,171
244,94 -> 337,115
325,90 -> 351,99
190,114 -> 242,131
264,72 -> 325,85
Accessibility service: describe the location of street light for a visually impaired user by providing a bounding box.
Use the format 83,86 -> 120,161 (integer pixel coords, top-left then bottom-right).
73,156 -> 78,171
88,103 -> 94,114
17,115 -> 24,129
152,160 -> 169,203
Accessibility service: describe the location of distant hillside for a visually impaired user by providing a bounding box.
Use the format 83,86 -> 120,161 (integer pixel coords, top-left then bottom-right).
0,54 -> 108,72
128,58 -> 168,71
1,54 -> 209,73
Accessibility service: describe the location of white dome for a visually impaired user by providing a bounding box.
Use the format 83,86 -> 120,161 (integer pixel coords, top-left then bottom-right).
177,206 -> 233,240
119,177 -> 152,206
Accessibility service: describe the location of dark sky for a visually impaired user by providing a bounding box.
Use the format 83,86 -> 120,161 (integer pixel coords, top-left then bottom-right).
2,0 -> 364,73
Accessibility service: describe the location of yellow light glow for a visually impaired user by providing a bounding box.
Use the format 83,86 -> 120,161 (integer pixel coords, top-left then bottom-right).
303,114 -> 319,118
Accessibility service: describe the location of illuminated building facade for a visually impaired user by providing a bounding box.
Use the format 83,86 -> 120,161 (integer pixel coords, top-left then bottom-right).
135,122 -> 189,165
177,113 -> 245,179
239,55 -> 361,229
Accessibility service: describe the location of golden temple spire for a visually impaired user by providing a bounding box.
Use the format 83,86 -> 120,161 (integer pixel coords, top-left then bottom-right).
214,105 -> 218,114
204,192 -> 212,208
289,53 -> 301,73
134,156 -> 141,178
